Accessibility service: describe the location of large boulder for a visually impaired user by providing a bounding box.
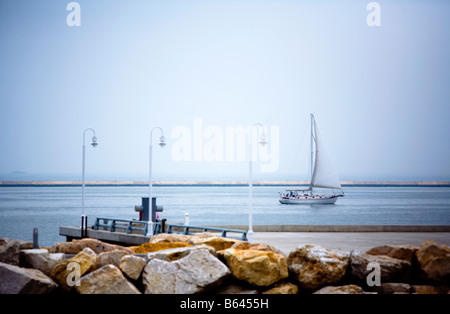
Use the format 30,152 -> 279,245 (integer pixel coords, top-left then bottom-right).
0,238 -> 33,265
119,255 -> 147,280
19,249 -> 65,276
130,242 -> 191,253
350,250 -> 412,283
188,236 -> 241,251
143,248 -> 230,294
372,283 -> 411,294
96,250 -> 131,269
50,248 -> 97,292
76,264 -> 141,294
49,238 -> 133,255
287,244 -> 349,290
147,244 -> 216,262
0,262 -> 58,294
415,240 -> 450,284
366,244 -> 418,264
221,245 -> 288,287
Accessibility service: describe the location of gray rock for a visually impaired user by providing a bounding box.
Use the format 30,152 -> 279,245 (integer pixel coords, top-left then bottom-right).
120,255 -> 146,280
96,250 -> 131,268
288,244 -> 349,290
372,282 -> 411,294
0,261 -> 58,294
146,244 -> 216,262
76,264 -> 141,294
143,248 -> 230,294
350,250 -> 412,283
0,238 -> 33,265
19,249 -> 65,276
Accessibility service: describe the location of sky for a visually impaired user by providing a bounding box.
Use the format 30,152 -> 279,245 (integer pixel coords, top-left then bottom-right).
0,0 -> 449,182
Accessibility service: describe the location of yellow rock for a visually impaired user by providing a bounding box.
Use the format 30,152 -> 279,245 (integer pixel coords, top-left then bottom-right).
49,238 -> 133,254
50,249 -> 97,292
129,242 -> 191,254
222,248 -> 288,287
189,237 -> 241,251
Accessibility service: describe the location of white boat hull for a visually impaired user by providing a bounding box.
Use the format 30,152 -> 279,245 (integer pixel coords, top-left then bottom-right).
279,195 -> 339,205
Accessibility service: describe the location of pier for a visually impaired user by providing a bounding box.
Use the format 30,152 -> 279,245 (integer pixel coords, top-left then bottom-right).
59,224 -> 450,248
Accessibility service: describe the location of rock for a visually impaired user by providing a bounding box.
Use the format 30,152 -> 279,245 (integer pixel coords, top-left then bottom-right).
350,250 -> 412,283
0,238 -> 33,265
221,247 -> 288,287
120,255 -> 147,280
0,261 -> 58,294
96,250 -> 131,268
412,285 -> 449,294
19,249 -> 65,276
150,233 -> 193,243
50,248 -> 97,292
313,284 -> 364,294
262,282 -> 299,294
76,264 -> 141,294
188,236 -> 241,251
372,283 -> 411,294
287,244 -> 349,290
415,240 -> 450,284
216,283 -> 259,294
147,244 -> 216,262
231,242 -> 283,254
143,248 -> 230,294
49,238 -> 133,255
366,244 -> 418,264
129,242 -> 191,254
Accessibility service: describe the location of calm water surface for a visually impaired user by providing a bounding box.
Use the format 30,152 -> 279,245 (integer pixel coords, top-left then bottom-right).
0,186 -> 449,247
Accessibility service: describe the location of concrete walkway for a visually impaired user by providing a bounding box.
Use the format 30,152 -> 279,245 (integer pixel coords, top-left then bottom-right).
253,232 -> 450,255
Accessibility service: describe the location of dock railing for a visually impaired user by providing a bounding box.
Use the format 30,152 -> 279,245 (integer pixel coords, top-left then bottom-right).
93,217 -> 162,235
166,224 -> 247,241
93,217 -> 247,241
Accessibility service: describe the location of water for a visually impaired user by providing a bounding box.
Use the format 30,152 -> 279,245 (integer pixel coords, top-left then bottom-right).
1,185 -> 449,247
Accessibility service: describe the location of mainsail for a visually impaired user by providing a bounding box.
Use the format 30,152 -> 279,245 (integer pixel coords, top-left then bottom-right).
310,118 -> 342,190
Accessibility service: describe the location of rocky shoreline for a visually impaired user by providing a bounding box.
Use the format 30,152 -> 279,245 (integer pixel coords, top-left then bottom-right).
0,234 -> 449,294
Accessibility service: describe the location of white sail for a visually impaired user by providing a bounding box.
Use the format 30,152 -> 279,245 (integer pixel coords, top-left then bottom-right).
310,119 -> 342,190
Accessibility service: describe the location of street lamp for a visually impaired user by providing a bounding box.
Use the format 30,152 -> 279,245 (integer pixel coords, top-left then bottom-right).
147,127 -> 166,237
248,123 -> 267,243
81,128 -> 98,238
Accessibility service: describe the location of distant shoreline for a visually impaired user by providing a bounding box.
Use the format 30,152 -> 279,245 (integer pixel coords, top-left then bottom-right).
1,180 -> 450,187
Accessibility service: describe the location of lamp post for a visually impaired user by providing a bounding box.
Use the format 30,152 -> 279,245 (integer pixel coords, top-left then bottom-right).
147,127 -> 166,237
248,123 -> 267,243
81,128 -> 98,238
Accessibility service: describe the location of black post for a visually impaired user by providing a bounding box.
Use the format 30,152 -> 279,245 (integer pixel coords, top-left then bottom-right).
81,216 -> 88,238
33,228 -> 39,249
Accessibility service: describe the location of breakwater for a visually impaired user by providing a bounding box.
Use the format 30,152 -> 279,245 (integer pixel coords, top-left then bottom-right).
1,180 -> 450,187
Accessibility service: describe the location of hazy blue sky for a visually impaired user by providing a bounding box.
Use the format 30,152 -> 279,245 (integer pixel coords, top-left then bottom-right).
0,0 -> 449,181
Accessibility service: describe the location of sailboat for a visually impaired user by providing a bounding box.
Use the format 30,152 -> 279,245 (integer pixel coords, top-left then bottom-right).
279,114 -> 344,204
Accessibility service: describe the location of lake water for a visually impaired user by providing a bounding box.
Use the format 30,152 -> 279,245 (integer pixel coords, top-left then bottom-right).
0,185 -> 449,247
